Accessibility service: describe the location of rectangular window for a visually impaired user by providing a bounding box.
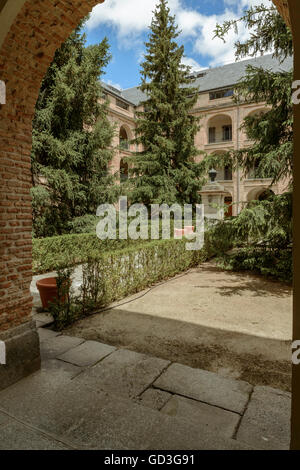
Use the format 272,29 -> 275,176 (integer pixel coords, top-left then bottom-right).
224,165 -> 232,181
209,89 -> 234,100
116,99 -> 129,110
222,125 -> 232,141
209,127 -> 216,143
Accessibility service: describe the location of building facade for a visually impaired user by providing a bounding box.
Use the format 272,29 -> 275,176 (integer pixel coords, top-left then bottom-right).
103,54 -> 292,217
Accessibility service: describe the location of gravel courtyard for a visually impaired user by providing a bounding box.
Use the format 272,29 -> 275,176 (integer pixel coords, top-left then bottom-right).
63,262 -> 293,391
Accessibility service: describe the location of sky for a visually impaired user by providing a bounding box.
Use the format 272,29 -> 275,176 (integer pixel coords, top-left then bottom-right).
84,0 -> 271,90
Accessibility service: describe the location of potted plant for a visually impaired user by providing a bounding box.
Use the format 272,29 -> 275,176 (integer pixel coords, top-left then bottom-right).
36,267 -> 73,310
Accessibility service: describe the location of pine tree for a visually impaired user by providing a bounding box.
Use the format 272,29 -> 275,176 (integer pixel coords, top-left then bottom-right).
129,0 -> 204,206
204,3 -> 293,281
211,3 -> 293,185
31,20 -> 117,237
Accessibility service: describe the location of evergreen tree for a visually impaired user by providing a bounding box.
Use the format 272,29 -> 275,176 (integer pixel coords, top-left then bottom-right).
31,20 -> 117,237
129,0 -> 204,206
204,3 -> 293,281
211,3 -> 293,185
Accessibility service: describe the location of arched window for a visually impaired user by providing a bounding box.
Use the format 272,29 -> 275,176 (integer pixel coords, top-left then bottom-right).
258,189 -> 274,201
120,158 -> 129,181
207,114 -> 233,144
119,127 -> 129,150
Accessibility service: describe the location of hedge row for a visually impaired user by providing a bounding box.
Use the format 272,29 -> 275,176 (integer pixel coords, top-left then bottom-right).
32,233 -> 140,274
51,237 -> 214,329
85,238 -> 212,306
32,223 -> 204,275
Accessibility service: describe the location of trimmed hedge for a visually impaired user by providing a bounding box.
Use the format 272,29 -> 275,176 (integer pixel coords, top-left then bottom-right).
32,222 -> 203,275
32,233 -> 140,274
48,237 -> 214,330
83,238 -> 211,307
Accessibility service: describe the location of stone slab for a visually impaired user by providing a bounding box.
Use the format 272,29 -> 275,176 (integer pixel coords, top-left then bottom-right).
0,321 -> 41,391
33,312 -> 53,327
57,340 -> 116,367
40,335 -> 85,360
41,358 -> 82,378
0,378 -> 252,450
138,388 -> 172,410
154,362 -> 252,414
74,348 -> 170,399
161,395 -> 240,438
0,410 -> 10,427
236,385 -> 291,449
0,421 -> 70,450
0,358 -> 82,419
38,328 -> 61,342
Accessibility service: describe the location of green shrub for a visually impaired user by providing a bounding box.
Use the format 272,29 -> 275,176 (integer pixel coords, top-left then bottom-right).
67,214 -> 99,234
48,237 -> 214,330
32,233 -> 142,274
48,267 -> 79,331
216,246 -> 292,283
32,220 -> 202,274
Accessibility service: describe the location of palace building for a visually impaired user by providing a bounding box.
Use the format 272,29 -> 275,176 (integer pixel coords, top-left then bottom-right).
103,53 -> 292,217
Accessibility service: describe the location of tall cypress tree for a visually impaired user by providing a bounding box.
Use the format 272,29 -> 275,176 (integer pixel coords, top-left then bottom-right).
129,0 -> 204,206
31,20 -> 117,237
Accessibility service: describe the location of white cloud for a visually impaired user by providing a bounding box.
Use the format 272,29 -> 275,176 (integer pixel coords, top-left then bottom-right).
86,0 -> 158,36
103,78 -> 122,90
225,0 -> 271,6
192,10 -> 249,67
181,56 -> 205,71
86,0 -> 273,68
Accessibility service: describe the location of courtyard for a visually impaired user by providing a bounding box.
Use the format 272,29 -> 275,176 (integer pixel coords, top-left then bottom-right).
0,0 -> 298,451
31,261 -> 292,391
0,259 -> 287,449
0,316 -> 291,450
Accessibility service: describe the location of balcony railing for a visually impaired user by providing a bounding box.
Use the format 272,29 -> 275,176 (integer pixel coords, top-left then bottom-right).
120,140 -> 129,150
246,168 -> 272,180
208,137 -> 232,144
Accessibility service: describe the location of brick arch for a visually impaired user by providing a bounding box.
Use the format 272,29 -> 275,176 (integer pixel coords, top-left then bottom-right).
0,1 -> 105,388
1,3 -> 300,448
0,1 -> 104,334
0,0 -> 291,334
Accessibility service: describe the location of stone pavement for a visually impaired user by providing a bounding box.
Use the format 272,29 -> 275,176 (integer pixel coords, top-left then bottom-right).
0,319 -> 291,450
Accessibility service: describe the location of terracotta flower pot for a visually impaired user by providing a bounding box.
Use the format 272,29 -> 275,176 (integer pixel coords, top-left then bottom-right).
174,226 -> 195,237
36,277 -> 68,310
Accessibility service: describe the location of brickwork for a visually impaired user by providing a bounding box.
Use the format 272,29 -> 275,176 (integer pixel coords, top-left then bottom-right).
0,0 -> 103,332
272,0 -> 291,28
0,0 -> 292,333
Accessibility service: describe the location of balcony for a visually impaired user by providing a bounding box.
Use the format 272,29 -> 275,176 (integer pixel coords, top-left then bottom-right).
120,140 -> 129,151
205,114 -> 233,149
208,136 -> 232,144
245,166 -> 272,181
214,166 -> 233,182
119,126 -> 131,152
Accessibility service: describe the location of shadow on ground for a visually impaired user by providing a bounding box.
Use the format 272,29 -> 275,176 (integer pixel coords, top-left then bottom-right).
65,307 -> 292,392
192,264 -> 292,298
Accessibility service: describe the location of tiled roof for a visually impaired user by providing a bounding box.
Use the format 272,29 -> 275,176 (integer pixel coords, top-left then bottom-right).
117,54 -> 292,106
